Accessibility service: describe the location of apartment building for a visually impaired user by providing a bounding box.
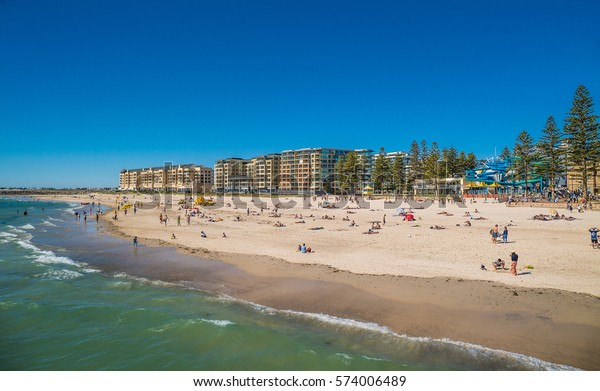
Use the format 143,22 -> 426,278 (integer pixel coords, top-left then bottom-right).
119,168 -> 142,191
566,168 -> 600,195
119,164 -> 213,192
279,148 -> 354,194
168,164 -> 213,193
248,153 -> 281,193
213,158 -> 251,193
137,167 -> 163,191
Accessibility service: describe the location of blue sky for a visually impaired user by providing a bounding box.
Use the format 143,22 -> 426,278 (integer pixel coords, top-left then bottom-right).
1,0 -> 599,187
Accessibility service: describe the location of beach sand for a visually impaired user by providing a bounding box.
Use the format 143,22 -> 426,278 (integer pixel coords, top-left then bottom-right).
37,193 -> 600,369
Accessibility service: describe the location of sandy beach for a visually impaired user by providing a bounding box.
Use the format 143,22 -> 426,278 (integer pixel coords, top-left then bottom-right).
36,193 -> 600,369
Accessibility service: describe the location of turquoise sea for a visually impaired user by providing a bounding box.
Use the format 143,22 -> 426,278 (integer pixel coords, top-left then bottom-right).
0,197 -> 574,370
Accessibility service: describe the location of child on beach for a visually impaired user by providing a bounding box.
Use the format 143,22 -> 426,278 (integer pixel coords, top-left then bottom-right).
502,226 -> 508,243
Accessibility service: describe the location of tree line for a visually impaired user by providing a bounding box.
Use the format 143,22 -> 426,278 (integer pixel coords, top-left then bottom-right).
334,143 -> 478,195
507,85 -> 599,199
333,85 -> 598,198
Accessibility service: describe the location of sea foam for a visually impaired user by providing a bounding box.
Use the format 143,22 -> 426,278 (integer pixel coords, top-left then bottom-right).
36,269 -> 83,280
3,232 -> 82,267
212,293 -> 577,371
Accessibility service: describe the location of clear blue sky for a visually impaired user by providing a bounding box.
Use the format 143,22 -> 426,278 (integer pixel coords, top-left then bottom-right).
1,0 -> 599,188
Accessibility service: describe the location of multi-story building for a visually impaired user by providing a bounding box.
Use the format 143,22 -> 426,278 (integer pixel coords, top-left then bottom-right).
279,148 -> 353,194
138,167 -> 160,191
213,158 -> 251,193
119,168 -> 142,191
566,168 -> 600,195
119,164 -> 213,192
386,151 -> 411,176
168,164 -> 213,193
248,153 -> 281,193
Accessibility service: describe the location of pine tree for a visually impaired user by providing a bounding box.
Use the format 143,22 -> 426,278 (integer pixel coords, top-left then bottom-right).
392,155 -> 406,194
442,147 -> 458,177
465,152 -> 477,170
335,156 -> 346,194
420,140 -> 429,169
343,152 -> 361,195
372,153 -> 391,192
500,146 -> 512,161
513,130 -> 538,196
537,115 -> 565,199
563,85 -> 600,199
423,142 -> 440,195
456,151 -> 468,174
408,140 -> 421,190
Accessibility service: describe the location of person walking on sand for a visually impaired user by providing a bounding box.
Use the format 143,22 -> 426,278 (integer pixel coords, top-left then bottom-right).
590,227 -> 599,249
502,226 -> 508,243
510,252 -> 518,276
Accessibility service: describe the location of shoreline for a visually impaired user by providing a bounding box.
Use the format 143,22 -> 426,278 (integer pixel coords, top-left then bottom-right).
35,194 -> 600,369
100,215 -> 600,370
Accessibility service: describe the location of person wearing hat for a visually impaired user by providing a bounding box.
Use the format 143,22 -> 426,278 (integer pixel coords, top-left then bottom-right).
590,227 -> 599,249
510,252 -> 518,276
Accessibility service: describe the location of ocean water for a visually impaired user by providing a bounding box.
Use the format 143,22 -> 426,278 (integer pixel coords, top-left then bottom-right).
0,197 -> 574,370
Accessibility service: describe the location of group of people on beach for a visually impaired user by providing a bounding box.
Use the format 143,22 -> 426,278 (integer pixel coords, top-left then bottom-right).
490,224 -> 508,244
483,251 -> 519,276
297,243 -> 314,253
